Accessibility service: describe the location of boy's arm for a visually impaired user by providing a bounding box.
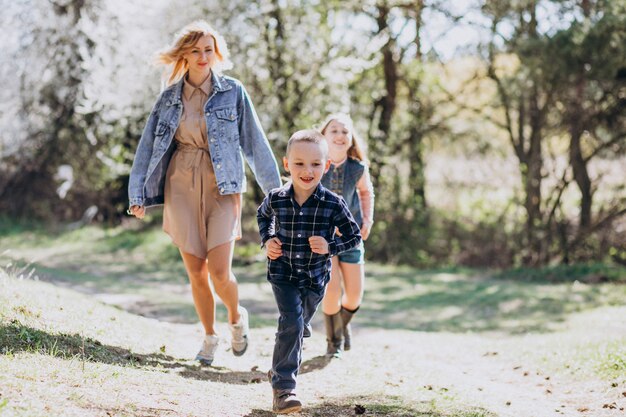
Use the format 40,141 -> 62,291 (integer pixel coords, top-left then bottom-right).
256,193 -> 276,247
328,197 -> 362,257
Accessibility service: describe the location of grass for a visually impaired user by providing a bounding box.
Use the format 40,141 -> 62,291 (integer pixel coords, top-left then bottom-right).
494,263 -> 626,283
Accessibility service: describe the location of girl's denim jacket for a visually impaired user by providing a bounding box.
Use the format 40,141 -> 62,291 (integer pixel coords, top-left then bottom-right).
128,72 -> 281,208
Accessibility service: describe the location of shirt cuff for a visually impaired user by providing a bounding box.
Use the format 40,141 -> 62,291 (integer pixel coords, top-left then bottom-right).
261,235 -> 276,248
328,240 -> 337,257
129,197 -> 144,207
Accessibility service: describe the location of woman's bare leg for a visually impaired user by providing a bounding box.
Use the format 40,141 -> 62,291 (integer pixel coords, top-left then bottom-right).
180,250 -> 216,335
206,240 -> 240,324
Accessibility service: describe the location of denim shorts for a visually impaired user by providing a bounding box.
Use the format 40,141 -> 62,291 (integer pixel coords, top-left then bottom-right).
337,242 -> 365,264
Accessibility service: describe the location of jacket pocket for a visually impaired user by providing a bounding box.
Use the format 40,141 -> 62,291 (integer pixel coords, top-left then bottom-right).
215,107 -> 239,142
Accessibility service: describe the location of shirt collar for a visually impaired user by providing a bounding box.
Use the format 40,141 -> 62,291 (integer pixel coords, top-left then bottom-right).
182,74 -> 212,101
277,182 -> 326,202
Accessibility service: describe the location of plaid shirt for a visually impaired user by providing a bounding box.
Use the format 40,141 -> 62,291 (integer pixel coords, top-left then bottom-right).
257,182 -> 362,289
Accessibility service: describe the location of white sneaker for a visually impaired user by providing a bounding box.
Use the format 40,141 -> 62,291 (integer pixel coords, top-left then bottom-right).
195,334 -> 219,366
229,306 -> 249,356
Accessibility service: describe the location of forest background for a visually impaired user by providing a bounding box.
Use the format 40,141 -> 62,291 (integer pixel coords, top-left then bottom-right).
1,0 -> 625,270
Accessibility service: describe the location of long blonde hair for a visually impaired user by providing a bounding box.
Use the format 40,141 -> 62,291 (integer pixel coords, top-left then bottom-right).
158,20 -> 233,86
319,113 -> 369,164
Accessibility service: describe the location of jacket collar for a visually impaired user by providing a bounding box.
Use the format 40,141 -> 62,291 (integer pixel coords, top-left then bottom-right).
168,71 -> 232,105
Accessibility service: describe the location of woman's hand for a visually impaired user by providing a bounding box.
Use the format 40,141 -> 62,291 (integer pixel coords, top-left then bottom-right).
309,236 -> 329,254
266,237 -> 283,260
128,205 -> 146,219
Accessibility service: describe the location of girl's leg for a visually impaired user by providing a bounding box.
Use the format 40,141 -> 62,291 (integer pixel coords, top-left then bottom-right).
180,250 -> 216,335
322,259 -> 344,356
338,262 -> 365,351
206,240 -> 240,324
322,259 -> 343,315
339,263 -> 364,310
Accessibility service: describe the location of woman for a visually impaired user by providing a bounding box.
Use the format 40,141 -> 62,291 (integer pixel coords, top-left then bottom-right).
128,21 -> 281,365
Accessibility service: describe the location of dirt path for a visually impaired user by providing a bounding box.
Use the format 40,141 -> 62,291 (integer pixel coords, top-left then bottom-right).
89,295 -> 625,417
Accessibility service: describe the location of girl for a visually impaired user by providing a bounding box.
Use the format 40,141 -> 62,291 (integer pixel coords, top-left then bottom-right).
319,113 -> 374,357
128,21 -> 281,366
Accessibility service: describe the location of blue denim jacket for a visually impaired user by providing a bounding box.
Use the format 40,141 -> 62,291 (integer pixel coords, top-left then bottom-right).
128,72 -> 281,207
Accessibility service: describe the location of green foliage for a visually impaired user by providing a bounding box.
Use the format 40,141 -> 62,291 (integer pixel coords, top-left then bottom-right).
494,263 -> 626,283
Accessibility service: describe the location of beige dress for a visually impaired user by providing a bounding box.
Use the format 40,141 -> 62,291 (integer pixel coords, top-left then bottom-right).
163,75 -> 242,259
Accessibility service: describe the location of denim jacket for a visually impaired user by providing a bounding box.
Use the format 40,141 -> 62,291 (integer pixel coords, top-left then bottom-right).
128,72 -> 281,207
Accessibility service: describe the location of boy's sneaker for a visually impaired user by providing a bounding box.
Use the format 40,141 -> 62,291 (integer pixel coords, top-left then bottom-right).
229,306 -> 249,356
195,334 -> 219,366
272,389 -> 302,414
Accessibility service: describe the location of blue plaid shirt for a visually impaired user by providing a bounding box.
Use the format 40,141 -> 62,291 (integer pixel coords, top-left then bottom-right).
257,182 -> 362,289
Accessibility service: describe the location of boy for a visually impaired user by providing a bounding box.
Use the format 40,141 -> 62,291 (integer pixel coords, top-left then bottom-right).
257,129 -> 362,414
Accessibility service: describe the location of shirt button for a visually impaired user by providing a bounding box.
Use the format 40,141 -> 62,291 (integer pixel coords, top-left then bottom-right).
299,211 -> 303,215
220,187 -> 224,193
297,234 -> 301,237
216,164 -> 221,169
297,269 -> 302,273
296,255 -> 300,258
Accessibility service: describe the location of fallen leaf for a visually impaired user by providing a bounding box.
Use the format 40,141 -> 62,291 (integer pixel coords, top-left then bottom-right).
251,365 -> 259,372
355,404 -> 366,415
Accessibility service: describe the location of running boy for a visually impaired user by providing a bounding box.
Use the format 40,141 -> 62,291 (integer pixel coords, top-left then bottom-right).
257,129 -> 362,414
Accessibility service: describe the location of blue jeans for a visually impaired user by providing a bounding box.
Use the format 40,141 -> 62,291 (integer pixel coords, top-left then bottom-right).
270,281 -> 325,390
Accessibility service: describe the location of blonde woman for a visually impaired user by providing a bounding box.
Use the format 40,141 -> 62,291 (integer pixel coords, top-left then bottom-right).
319,114 -> 374,357
128,21 -> 281,365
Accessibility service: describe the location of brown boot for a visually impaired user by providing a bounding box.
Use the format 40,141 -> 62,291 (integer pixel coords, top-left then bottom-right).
340,306 -> 359,351
324,312 -> 343,357
272,389 -> 302,414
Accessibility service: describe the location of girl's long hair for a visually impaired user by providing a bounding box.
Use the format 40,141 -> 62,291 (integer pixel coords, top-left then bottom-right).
158,20 -> 233,86
319,113 -> 369,164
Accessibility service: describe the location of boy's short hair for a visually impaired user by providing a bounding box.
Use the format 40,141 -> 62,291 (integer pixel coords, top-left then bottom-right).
286,129 -> 328,157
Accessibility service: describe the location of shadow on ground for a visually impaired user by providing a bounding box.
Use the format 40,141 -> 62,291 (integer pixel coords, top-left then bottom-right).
0,321 -> 267,385
244,394 -> 495,417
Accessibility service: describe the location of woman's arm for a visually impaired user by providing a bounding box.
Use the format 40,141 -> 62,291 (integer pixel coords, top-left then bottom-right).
128,96 -> 162,208
237,84 -> 282,194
